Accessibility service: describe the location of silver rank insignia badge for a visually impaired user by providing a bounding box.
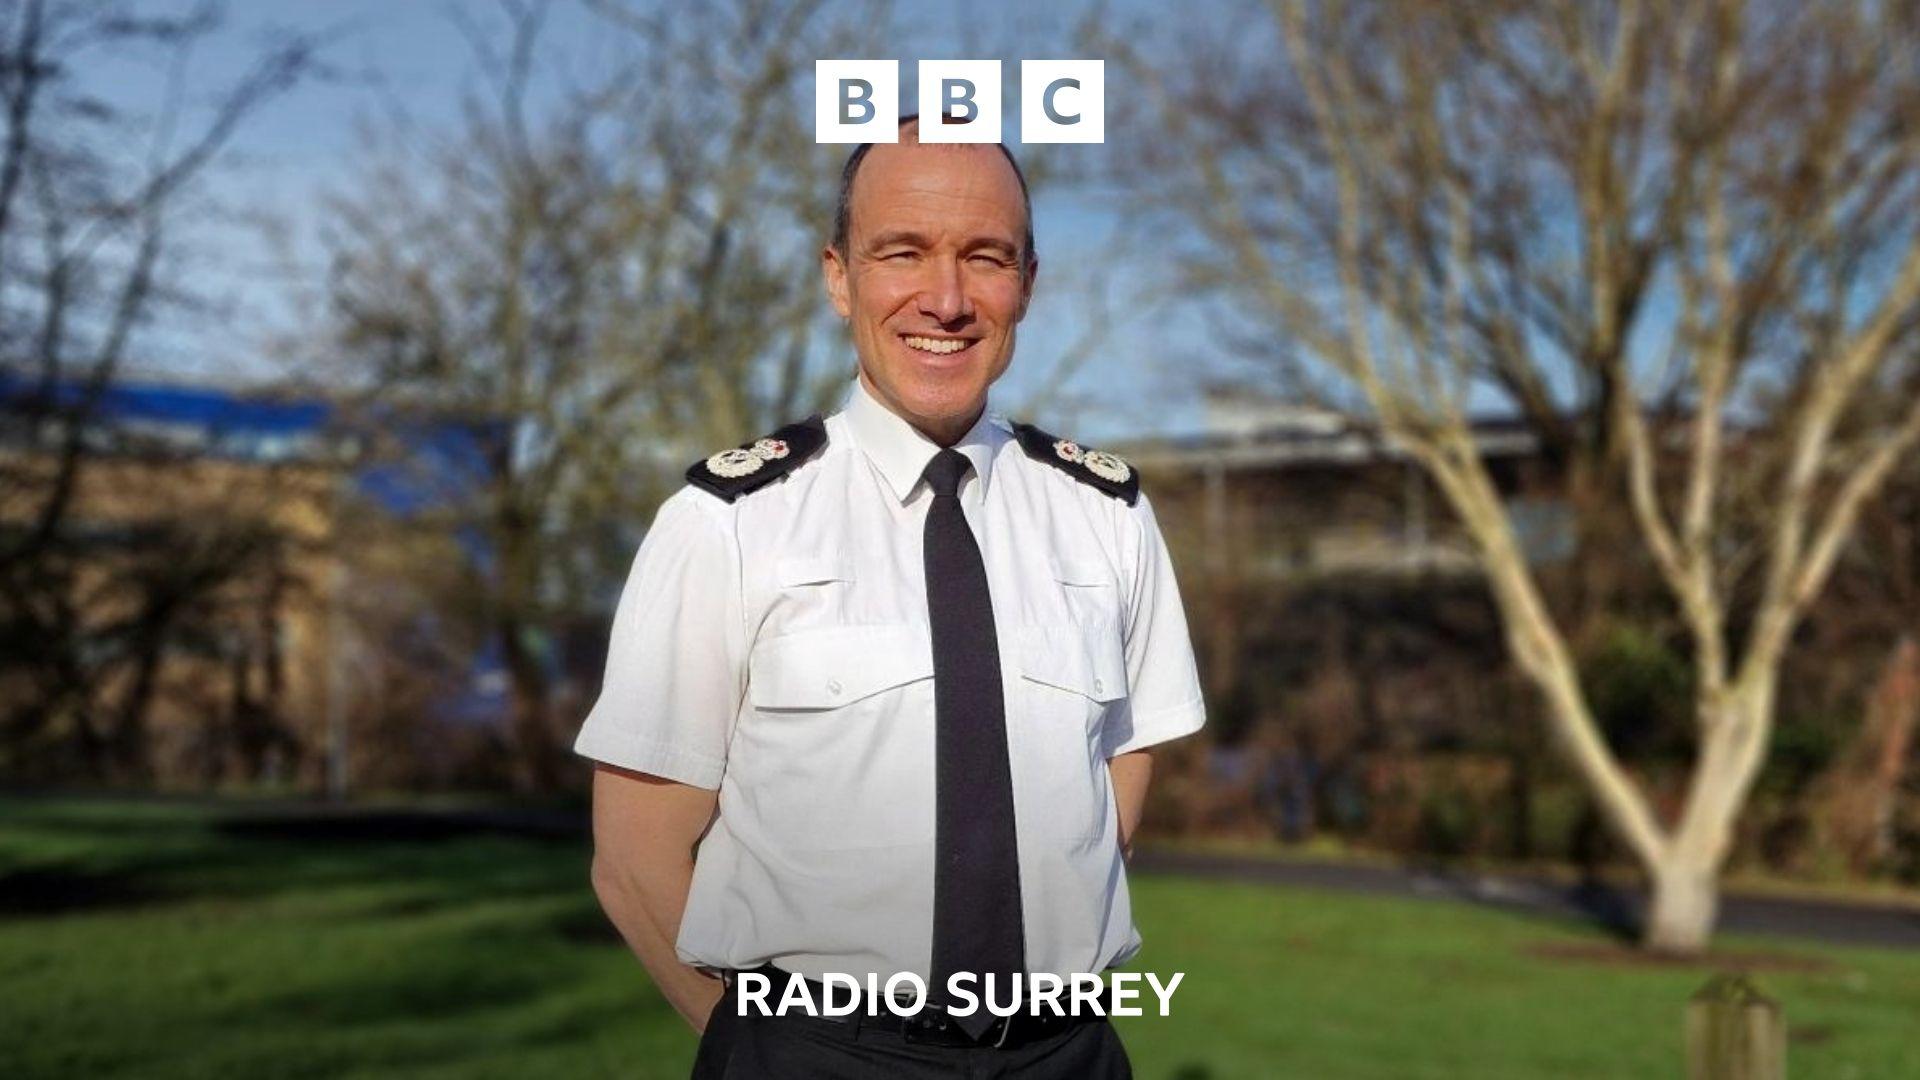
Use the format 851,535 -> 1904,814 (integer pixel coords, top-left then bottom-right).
1054,436 -> 1132,482
1053,438 -> 1130,483
1009,421 -> 1140,506
686,415 -> 827,504
705,438 -> 792,479
1082,450 -> 1132,483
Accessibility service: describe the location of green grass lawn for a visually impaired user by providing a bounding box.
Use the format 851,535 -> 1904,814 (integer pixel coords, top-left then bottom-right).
2,796 -> 1916,1079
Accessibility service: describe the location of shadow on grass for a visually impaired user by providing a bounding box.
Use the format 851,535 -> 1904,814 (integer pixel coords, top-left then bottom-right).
0,865 -> 172,916
213,807 -> 582,846
252,961 -> 554,1027
0,799 -> 608,945
1,838 -> 587,926
1136,847 -> 1650,945
0,798 -> 688,1079
202,894 -> 679,1076
1404,857 -> 1643,944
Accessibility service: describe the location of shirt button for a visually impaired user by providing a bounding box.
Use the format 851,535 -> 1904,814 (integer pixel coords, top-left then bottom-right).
1093,677 -> 1105,694
827,678 -> 843,696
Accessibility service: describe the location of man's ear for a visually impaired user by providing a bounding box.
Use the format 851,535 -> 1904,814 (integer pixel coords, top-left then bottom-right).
1016,254 -> 1039,321
822,244 -> 852,320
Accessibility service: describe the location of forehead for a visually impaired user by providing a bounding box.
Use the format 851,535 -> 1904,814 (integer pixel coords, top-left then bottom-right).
847,142 -> 1026,243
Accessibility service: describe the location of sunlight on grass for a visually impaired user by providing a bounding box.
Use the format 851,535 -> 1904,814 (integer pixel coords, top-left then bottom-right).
2,798 -> 1915,1079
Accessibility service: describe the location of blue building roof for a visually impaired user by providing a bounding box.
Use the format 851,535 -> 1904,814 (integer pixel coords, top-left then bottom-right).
2,370 -> 518,724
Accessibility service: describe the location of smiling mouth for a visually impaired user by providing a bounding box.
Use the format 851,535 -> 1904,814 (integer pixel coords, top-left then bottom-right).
900,334 -> 978,356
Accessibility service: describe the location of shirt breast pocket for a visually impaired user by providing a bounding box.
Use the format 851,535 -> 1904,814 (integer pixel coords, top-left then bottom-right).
742,623 -> 936,850
1052,555 -> 1123,628
1013,622 -> 1129,842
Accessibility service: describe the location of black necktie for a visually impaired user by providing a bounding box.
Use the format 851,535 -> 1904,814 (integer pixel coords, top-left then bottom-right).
921,448 -> 1025,1035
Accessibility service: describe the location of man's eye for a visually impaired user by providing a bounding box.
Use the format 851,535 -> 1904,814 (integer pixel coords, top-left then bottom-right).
881,251 -> 917,261
970,255 -> 1011,267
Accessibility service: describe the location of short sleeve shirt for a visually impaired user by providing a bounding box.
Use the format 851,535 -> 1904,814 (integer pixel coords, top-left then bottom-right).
573,377 -> 1206,982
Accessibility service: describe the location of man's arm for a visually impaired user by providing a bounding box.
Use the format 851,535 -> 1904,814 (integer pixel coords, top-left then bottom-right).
1108,749 -> 1154,862
588,763 -> 727,1032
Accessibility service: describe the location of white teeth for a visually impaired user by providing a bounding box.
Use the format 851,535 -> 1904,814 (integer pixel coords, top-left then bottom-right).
902,336 -> 970,355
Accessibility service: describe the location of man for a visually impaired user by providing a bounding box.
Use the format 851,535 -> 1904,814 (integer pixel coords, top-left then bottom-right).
577,114 -> 1205,1078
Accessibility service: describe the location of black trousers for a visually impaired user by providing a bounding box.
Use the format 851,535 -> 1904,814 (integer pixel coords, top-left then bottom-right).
690,1000 -> 1133,1079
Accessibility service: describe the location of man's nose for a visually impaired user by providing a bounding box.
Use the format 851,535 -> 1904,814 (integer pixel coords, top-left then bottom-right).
918,259 -> 971,325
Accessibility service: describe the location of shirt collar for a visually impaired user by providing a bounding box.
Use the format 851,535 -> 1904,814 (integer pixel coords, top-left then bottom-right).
842,375 -> 1001,502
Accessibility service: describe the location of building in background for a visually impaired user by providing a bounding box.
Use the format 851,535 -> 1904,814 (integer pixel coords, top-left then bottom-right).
1127,390 -> 1572,581
0,373 -> 516,793
1118,390 -> 1576,850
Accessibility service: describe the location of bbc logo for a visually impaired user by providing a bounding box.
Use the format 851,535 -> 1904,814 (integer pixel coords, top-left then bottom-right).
815,60 -> 1104,144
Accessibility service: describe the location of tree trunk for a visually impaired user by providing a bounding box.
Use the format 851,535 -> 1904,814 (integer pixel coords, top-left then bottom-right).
1646,856 -> 1721,954
1641,682 -> 1777,954
500,615 -> 563,792
111,629 -> 165,784
1564,449 -> 1634,643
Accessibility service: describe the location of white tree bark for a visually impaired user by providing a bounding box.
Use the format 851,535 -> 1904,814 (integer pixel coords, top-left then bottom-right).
1112,0 -> 1920,953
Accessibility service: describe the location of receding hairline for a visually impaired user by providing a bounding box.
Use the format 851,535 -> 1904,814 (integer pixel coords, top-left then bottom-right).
829,114 -> 1036,270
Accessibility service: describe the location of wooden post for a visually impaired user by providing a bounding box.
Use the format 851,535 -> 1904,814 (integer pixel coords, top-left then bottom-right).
1687,973 -> 1786,1080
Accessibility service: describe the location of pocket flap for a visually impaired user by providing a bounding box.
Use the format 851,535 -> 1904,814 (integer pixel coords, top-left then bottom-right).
776,555 -> 857,586
750,624 -> 932,708
1015,624 -> 1127,703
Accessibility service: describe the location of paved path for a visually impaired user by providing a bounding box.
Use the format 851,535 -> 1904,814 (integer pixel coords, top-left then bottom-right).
1131,848 -> 1920,951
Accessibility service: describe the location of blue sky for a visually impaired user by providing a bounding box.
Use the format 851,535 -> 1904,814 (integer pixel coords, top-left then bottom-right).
86,0 -> 1208,443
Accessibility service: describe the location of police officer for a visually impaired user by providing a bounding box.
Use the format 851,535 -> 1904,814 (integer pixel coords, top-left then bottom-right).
577,114 -> 1206,1078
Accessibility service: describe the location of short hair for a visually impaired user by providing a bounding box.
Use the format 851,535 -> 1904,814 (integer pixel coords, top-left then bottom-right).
830,112 -> 1036,275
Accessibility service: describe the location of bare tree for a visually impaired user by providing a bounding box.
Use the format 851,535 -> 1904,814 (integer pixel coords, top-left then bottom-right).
317,0 -> 881,789
0,0 -> 315,780
1112,0 -> 1920,952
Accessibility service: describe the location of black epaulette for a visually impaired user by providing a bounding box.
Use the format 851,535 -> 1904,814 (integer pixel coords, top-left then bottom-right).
686,415 -> 828,503
1010,421 -> 1140,506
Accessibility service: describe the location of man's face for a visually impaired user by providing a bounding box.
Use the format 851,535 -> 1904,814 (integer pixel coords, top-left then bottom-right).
822,139 -> 1036,443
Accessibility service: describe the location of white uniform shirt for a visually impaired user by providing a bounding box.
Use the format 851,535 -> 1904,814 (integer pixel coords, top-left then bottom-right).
574,376 -> 1206,982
